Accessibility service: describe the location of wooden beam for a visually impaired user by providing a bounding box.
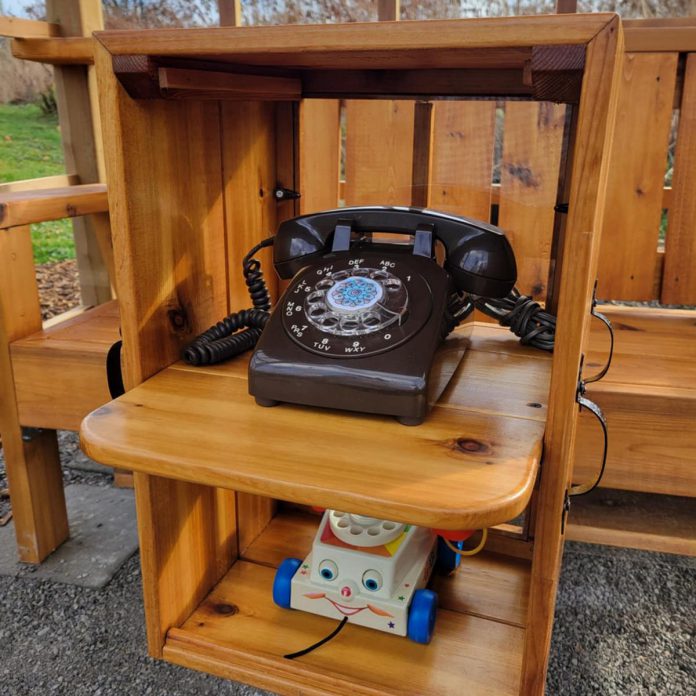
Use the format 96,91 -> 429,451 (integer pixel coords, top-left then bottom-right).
158,67 -> 301,100
554,0 -> 577,12
0,16 -> 60,38
47,0 -> 112,307
0,184 -> 108,230
11,36 -> 94,64
377,0 -> 400,21
411,101 -> 433,208
217,0 -> 241,27
0,224 -> 67,562
529,44 -> 585,103
0,174 -> 79,194
625,27 -> 696,53
301,68 -> 532,99
95,15 -> 616,63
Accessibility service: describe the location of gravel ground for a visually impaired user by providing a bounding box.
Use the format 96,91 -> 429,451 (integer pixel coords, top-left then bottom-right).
35,260 -> 82,321
1,443 -> 694,695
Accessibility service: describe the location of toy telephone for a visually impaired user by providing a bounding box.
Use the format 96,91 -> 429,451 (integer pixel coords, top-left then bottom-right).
184,206 -> 545,425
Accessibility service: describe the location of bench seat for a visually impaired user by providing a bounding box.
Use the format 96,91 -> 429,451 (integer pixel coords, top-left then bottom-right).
10,300 -> 120,431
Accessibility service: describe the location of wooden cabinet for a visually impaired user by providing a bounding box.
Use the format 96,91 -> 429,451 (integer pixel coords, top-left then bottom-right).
80,14 -> 623,695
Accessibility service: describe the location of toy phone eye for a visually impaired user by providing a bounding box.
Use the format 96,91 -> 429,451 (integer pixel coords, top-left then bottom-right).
362,570 -> 383,592
319,559 -> 338,581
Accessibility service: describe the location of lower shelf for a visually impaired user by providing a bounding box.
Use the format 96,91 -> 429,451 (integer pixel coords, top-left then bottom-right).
567,488 -> 696,556
163,509 -> 530,696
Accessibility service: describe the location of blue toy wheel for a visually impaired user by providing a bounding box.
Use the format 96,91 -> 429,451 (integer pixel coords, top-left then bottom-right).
273,557 -> 302,609
407,589 -> 438,644
436,536 -> 462,573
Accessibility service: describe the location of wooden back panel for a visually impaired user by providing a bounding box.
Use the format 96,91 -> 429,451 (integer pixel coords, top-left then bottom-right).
429,101 -> 497,220
344,100 -> 415,206
97,43 -> 291,388
498,102 -> 566,301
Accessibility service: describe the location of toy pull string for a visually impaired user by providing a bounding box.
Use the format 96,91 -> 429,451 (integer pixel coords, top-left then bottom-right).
284,616 -> 349,660
440,528 -> 488,557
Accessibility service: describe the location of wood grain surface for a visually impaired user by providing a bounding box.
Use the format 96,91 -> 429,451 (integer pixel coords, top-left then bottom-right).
596,52 -> 678,300
81,326 -> 549,531
429,101 -> 496,221
10,300 -> 120,431
0,184 -> 108,229
0,225 -> 67,562
166,560 -> 524,696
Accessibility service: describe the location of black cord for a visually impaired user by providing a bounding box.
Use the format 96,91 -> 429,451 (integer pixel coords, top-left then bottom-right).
183,237 -> 274,366
474,288 -> 556,351
284,616 -> 349,660
570,389 -> 609,496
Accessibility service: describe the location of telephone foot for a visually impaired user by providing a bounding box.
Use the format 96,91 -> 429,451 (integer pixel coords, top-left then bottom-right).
397,415 -> 425,426
255,397 -> 280,408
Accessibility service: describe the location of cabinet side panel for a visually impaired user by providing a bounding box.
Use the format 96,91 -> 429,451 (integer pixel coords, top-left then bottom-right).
522,19 -> 624,695
95,43 -> 228,387
134,473 -> 238,657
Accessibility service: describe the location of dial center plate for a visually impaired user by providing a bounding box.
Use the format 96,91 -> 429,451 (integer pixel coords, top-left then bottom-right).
326,276 -> 383,313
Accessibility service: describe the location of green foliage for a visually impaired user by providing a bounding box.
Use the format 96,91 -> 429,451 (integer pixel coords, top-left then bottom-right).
0,103 -> 64,181
30,219 -> 75,264
36,87 -> 58,117
0,103 -> 75,263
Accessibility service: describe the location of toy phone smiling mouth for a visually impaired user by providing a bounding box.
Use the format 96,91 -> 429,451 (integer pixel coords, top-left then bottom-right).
184,206 -> 554,425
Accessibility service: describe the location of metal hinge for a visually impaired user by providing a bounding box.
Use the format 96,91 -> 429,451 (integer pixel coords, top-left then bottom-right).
21,426 -> 43,442
273,186 -> 301,202
561,490 -> 571,534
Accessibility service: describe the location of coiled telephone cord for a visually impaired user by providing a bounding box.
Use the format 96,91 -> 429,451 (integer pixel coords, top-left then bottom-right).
182,238 -> 274,366
474,289 -> 556,351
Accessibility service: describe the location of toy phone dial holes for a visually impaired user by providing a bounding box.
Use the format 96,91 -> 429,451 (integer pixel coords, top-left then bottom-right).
329,510 -> 405,547
303,267 -> 408,337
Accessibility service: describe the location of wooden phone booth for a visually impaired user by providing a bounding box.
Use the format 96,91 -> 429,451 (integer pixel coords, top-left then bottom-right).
81,14 -> 622,695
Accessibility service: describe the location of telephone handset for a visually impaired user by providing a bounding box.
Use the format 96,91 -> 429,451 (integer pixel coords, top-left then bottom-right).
185,206 -> 521,425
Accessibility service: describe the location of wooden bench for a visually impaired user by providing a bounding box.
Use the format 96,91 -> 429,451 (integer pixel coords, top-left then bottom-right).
569,305 -> 696,555
0,184 -> 119,563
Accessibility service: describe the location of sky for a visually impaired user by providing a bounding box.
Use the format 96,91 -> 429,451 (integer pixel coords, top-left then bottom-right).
2,0 -> 28,16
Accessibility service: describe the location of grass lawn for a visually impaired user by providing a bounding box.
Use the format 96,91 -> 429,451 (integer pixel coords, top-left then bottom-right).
0,103 -> 75,263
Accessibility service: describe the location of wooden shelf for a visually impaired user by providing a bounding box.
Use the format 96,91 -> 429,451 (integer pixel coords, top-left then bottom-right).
163,507 -> 530,696
567,488 -> 696,557
81,325 -> 551,530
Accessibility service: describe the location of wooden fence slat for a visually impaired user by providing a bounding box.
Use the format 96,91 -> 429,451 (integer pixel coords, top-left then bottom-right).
429,101 -> 496,221
498,101 -> 566,300
299,100 -> 340,213
663,52 -> 696,305
596,52 -> 678,301
344,100 -> 415,206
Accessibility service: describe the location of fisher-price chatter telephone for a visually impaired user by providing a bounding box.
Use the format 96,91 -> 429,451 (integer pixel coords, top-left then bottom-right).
184,206 -> 555,425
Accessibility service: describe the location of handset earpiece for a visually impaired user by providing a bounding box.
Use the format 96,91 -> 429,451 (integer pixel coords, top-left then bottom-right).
436,217 -> 517,298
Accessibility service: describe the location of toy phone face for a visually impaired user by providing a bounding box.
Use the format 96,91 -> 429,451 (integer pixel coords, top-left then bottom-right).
306,553 -> 394,618
280,250 -> 438,360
